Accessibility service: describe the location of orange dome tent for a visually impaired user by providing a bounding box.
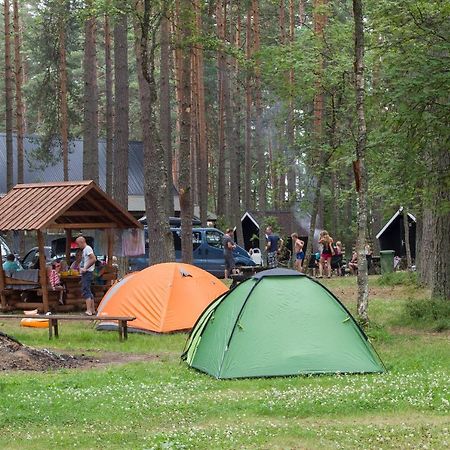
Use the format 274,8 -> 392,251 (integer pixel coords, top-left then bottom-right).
96,263 -> 228,333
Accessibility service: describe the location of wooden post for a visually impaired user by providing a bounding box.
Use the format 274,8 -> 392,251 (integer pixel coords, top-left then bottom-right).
37,230 -> 49,313
0,238 -> 6,310
107,228 -> 113,265
65,229 -> 72,265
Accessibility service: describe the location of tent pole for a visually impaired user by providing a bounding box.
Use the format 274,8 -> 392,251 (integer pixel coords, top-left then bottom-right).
37,230 -> 49,313
0,238 -> 6,310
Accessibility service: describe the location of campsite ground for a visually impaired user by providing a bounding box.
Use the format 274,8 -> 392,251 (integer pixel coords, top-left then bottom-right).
0,274 -> 449,449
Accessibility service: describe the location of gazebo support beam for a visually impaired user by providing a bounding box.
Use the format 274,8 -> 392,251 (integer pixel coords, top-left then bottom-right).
37,230 -> 49,313
0,241 -> 6,310
65,229 -> 72,265
107,229 -> 113,265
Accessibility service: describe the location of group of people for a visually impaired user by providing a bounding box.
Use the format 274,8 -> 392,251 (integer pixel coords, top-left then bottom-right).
222,226 -> 285,279
47,236 -> 97,314
2,236 -> 98,315
291,230 -> 343,277
222,226 -> 371,279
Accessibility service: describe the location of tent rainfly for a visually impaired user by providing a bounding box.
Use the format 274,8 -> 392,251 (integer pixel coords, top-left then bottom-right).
96,263 -> 228,333
182,269 -> 385,379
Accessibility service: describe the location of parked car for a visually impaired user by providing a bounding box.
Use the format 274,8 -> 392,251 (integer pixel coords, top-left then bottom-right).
21,246 -> 54,269
139,216 -> 202,227
1,235 -> 12,262
21,246 -> 81,269
129,227 -> 255,277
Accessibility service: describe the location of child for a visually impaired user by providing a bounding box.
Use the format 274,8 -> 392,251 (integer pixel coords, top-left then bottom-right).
47,262 -> 65,305
2,253 -> 22,273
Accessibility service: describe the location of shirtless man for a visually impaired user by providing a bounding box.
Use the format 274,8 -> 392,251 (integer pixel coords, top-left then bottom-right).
291,233 -> 305,272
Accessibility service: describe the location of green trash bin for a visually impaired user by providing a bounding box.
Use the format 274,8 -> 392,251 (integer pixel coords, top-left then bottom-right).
380,250 -> 395,274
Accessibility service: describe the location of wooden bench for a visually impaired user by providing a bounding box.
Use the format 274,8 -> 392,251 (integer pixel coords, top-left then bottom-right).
0,314 -> 136,341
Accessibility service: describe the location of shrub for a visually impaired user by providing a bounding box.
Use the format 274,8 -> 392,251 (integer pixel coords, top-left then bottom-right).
403,298 -> 450,331
377,271 -> 418,287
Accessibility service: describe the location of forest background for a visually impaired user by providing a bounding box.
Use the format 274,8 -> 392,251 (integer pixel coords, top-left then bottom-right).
1,0 -> 449,315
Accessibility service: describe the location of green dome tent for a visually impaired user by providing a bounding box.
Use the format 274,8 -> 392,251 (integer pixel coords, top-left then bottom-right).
182,269 -> 385,379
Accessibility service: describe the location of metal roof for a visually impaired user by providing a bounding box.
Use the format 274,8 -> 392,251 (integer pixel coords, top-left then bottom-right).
0,133 -> 145,196
0,181 -> 143,231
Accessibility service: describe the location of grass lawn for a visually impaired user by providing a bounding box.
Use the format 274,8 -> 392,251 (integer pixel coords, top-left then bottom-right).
0,274 -> 449,449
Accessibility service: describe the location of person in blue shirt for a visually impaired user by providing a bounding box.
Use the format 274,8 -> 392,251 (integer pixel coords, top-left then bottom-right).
2,254 -> 22,273
265,227 -> 284,268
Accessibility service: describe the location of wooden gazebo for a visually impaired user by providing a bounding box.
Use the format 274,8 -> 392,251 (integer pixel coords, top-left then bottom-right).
0,181 -> 143,312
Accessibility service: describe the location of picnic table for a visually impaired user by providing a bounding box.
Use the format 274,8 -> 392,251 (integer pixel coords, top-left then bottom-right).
0,314 -> 135,341
229,265 -> 266,288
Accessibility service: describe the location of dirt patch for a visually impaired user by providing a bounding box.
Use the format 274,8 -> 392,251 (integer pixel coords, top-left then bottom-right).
326,284 -> 424,302
389,326 -> 450,338
0,332 -> 92,371
81,351 -> 162,369
0,332 -> 164,372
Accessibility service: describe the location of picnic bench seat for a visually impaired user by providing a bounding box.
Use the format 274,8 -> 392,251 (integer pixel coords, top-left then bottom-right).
3,270 -> 40,291
0,314 -> 135,341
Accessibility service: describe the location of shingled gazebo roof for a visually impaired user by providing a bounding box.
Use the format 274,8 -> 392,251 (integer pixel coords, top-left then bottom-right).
0,181 -> 142,231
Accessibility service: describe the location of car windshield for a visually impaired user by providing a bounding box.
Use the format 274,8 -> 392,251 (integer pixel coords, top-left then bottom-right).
206,230 -> 223,249
1,240 -> 10,259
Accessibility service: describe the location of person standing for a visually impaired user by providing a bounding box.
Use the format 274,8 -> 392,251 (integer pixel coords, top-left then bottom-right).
332,240 -> 344,276
318,230 -> 334,278
76,236 -> 97,315
222,228 -> 236,279
291,233 -> 305,272
266,226 -> 283,268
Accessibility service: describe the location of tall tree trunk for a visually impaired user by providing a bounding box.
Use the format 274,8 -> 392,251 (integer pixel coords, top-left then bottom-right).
4,0 -> 14,191
418,204 -> 434,287
178,0 -> 193,264
243,6 -> 252,212
224,1 -> 239,229
232,1 -> 244,245
278,1 -> 286,208
252,0 -> 266,255
304,1 -> 329,269
216,0 -> 227,219
286,0 -> 296,203
430,150 -> 450,299
171,9 -> 180,190
299,0 -> 305,26
313,0 -> 327,151
13,0 -> 25,255
113,5 -> 129,208
190,42 -> 199,210
193,0 -> 208,226
59,5 -> 69,181
353,0 -> 369,325
133,2 -> 174,264
83,10 -> 99,183
13,0 -> 24,185
104,14 -> 113,195
160,12 -> 174,216
402,207 -> 412,270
